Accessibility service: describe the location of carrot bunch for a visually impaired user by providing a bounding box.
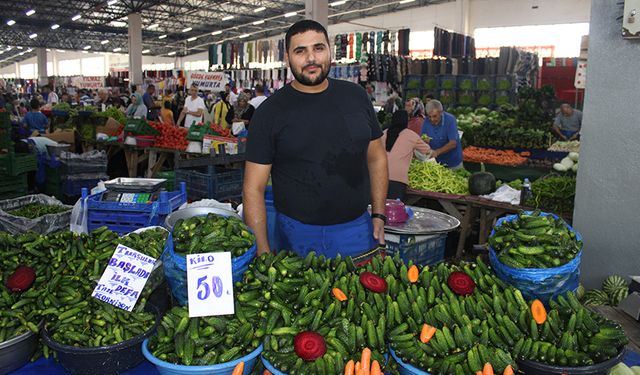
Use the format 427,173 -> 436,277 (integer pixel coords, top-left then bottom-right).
344,348 -> 382,375
463,146 -> 529,167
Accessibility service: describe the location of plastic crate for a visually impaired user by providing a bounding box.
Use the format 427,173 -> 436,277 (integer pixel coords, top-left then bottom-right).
495,75 -> 514,90
124,119 -> 160,136
405,75 -> 422,90
186,124 -> 210,141
0,112 -> 10,128
457,75 -> 477,91
477,91 -> 495,106
87,210 -> 169,235
384,233 -> 447,266
0,173 -> 28,197
495,90 -> 514,106
457,90 -> 476,106
155,171 -> 175,192
58,152 -> 108,175
63,174 -> 109,196
477,76 -> 495,91
175,167 -> 243,201
438,90 -> 456,106
84,182 -> 187,216
0,153 -> 37,176
423,76 -> 438,91
438,75 -> 457,90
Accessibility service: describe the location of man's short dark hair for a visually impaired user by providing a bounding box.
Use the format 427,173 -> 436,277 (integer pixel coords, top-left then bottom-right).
148,84 -> 155,90
29,99 -> 40,110
255,84 -> 264,94
285,20 -> 329,52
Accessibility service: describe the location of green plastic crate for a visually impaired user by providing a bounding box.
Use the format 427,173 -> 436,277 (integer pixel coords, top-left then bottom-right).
0,153 -> 37,176
186,124 -> 211,141
0,173 -> 27,199
124,119 -> 160,136
423,77 -> 438,90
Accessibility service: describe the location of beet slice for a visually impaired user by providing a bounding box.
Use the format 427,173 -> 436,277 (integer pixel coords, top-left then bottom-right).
6,266 -> 36,292
294,331 -> 326,361
447,271 -> 475,296
359,272 -> 388,293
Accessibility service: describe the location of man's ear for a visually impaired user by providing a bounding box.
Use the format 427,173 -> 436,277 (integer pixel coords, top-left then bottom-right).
284,52 -> 290,67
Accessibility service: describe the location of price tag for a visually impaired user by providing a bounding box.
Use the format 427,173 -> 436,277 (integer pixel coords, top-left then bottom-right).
91,244 -> 157,312
186,252 -> 234,317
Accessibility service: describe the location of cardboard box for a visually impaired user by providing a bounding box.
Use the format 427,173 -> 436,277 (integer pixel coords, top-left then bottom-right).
96,117 -> 123,137
42,129 -> 76,146
202,135 -> 237,155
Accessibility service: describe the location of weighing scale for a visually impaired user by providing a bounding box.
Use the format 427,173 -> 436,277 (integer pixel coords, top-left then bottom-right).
100,178 -> 167,203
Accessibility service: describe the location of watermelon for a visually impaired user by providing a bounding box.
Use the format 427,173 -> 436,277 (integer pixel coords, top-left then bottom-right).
583,289 -> 609,306
603,275 -> 628,294
609,287 -> 629,306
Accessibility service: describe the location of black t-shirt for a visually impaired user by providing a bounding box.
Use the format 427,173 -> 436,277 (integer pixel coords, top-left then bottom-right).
246,79 -> 383,225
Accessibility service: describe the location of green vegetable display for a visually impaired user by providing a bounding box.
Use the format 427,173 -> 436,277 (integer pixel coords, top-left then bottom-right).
95,106 -> 126,125
527,175 -> 576,214
51,102 -> 72,113
172,214 -> 255,257
490,211 -> 582,268
408,160 -> 469,195
8,203 -> 70,219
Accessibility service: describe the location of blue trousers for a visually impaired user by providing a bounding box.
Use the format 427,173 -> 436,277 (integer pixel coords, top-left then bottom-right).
276,211 -> 378,258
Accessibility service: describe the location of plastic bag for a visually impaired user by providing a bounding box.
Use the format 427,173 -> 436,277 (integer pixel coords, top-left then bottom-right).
70,197 -> 89,234
488,212 -> 582,303
179,198 -> 234,212
0,194 -> 73,235
481,185 -> 522,205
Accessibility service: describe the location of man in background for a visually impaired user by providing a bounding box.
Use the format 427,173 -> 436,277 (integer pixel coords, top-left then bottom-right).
143,84 -> 160,121
552,103 -> 582,141
421,99 -> 463,169
249,84 -> 268,109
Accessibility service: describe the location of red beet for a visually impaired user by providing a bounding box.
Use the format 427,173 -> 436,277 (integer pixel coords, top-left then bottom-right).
6,266 -> 36,292
359,272 -> 388,293
294,331 -> 326,361
447,271 -> 476,296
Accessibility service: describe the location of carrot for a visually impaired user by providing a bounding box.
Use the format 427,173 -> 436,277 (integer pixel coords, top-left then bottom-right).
356,369 -> 365,375
407,265 -> 419,283
263,371 -> 273,375
344,359 -> 355,375
361,347 -> 372,374
355,361 -> 361,373
476,372 -> 484,375
420,324 -> 437,343
370,360 -> 381,375
231,362 -> 244,375
531,299 -> 547,324
483,363 -> 494,375
332,287 -> 348,302
502,365 -> 515,375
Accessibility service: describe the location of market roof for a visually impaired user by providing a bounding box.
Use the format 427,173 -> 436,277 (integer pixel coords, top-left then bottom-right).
0,0 -> 447,69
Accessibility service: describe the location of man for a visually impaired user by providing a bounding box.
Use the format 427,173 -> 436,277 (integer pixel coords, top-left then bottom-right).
60,92 -> 73,105
44,86 -> 58,105
225,83 -> 238,106
249,84 -> 268,109
177,84 -> 206,128
142,84 -> 160,121
365,84 -> 375,103
23,99 -> 49,134
244,20 -> 388,259
421,100 -> 463,169
96,89 -> 113,110
552,103 -> 582,141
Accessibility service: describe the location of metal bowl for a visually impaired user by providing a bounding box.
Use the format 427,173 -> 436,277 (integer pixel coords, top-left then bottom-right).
164,206 -> 240,231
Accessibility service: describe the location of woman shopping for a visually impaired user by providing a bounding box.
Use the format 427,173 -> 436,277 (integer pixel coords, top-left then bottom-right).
125,93 -> 147,119
382,110 -> 431,200
405,97 -> 426,135
212,91 -> 233,128
232,92 -> 255,128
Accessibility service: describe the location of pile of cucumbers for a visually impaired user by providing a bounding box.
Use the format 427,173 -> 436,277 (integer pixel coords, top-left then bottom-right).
172,214 -> 255,257
8,203 -> 70,219
490,211 -> 582,268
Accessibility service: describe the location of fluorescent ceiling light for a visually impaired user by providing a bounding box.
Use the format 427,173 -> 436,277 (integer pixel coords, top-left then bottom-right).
82,51 -> 88,54
284,12 -> 297,17
19,52 -> 25,56
113,47 -> 122,52
211,30 -> 222,35
159,34 -> 167,39
27,48 -> 32,52
399,0 -> 415,3
83,45 -> 92,50
6,47 -> 12,51
187,37 -> 197,42
72,14 -> 82,21
101,40 -> 109,44
168,51 -> 176,55
0,51 -> 3,55
29,33 -> 37,39
330,0 -> 347,6
148,23 -> 159,29
253,20 -> 265,25
26,9 -> 36,16
17,46 -> 23,50
6,20 -> 15,26
182,27 -> 192,32
222,15 -> 234,21
107,0 -> 118,5
254,6 -> 266,12
51,24 -> 60,30
239,34 -> 250,38
56,49 -> 65,52
142,49 -> 150,53
111,21 -> 127,27
46,48 -> 51,51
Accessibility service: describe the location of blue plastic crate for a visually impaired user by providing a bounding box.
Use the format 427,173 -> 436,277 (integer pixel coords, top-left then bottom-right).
83,182 -> 187,215
175,167 -> 243,201
87,210 -> 168,235
63,175 -> 109,196
384,233 -> 447,266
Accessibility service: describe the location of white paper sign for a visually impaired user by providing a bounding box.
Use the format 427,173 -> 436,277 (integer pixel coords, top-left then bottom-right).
186,252 -> 235,317
186,71 -> 229,91
91,244 -> 157,312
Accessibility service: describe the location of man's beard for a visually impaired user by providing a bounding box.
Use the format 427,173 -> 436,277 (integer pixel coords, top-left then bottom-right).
292,62 -> 331,86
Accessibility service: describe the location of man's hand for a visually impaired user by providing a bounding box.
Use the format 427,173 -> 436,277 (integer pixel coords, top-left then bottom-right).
372,217 -> 386,245
257,247 -> 271,256
431,150 -> 439,158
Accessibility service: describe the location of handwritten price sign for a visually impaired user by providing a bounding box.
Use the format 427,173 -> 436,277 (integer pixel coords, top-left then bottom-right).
186,252 -> 234,317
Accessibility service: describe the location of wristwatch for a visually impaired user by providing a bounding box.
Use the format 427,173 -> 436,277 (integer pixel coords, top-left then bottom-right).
371,213 -> 387,224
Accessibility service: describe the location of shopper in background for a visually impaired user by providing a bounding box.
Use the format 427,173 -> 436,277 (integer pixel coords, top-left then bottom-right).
60,92 -> 73,106
161,101 -> 175,125
233,92 -> 255,127
365,84 -> 376,103
552,103 -> 582,141
96,89 -> 113,110
244,20 -> 388,258
249,84 -> 268,109
423,93 -> 435,104
225,83 -> 238,106
212,91 -> 233,129
23,99 -> 49,134
177,84 -> 206,128
143,84 -> 160,121
405,97 -> 426,135
382,110 -> 431,200
125,93 -> 147,119
421,99 -> 463,169
44,86 -> 58,105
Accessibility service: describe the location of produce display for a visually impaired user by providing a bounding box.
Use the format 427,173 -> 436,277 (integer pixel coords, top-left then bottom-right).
610,362 -> 640,374
490,211 -> 582,268
149,121 -> 189,151
553,152 -> 579,173
172,214 -> 255,257
51,102 -> 72,113
548,141 -> 580,153
582,275 -> 630,307
463,147 -> 529,167
408,160 -> 469,195
527,175 -> 576,214
94,106 -> 127,126
8,203 -> 70,219
450,107 -> 510,133
463,126 -> 551,150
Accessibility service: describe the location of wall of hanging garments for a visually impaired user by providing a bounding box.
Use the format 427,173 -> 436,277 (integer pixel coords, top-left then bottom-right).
364,54 -> 410,85
208,39 -> 286,70
221,68 -> 291,92
433,27 -> 476,59
332,29 -> 403,61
